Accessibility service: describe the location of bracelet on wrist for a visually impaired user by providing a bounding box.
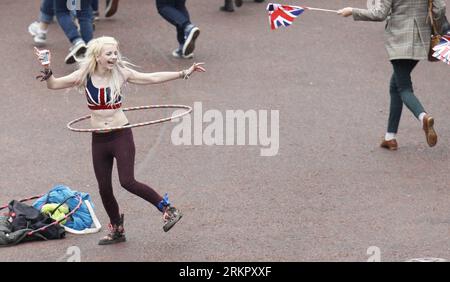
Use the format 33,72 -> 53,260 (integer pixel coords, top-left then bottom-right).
36,68 -> 53,81
180,69 -> 190,80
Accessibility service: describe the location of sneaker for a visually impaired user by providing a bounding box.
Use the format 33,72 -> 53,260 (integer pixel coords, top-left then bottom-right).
28,21 -> 40,36
98,214 -> 126,245
28,21 -> 47,46
65,39 -> 87,64
172,47 -> 194,59
163,206 -> 183,232
105,0 -> 120,18
182,25 -> 200,57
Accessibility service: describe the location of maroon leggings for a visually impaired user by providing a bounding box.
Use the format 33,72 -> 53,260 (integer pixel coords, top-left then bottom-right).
92,128 -> 163,225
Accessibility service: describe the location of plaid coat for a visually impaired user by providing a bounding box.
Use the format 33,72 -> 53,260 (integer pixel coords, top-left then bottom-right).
353,0 -> 446,60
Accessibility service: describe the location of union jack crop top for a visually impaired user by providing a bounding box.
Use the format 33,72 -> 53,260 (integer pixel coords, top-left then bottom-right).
85,76 -> 122,110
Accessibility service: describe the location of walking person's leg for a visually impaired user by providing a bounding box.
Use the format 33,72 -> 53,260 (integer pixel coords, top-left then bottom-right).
387,74 -> 403,134
91,0 -> 99,20
157,0 -> 188,55
28,0 -> 55,45
113,129 -> 183,232
54,0 -> 88,64
39,0 -> 55,30
174,0 -> 191,45
156,0 -> 199,58
176,0 -> 200,57
381,73 -> 402,150
391,59 -> 437,147
220,0 -> 235,12
76,0 -> 94,44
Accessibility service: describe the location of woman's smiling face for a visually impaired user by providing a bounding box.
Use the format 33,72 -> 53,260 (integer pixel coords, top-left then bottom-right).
97,44 -> 118,70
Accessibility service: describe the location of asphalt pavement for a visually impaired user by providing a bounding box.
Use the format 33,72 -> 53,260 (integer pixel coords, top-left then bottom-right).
0,0 -> 449,261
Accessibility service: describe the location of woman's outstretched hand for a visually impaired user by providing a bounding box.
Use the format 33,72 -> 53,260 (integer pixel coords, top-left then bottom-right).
337,7 -> 353,17
186,62 -> 206,77
34,47 -> 51,68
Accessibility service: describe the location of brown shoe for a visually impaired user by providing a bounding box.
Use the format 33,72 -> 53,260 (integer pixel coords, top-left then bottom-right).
380,139 -> 398,150
422,114 -> 437,147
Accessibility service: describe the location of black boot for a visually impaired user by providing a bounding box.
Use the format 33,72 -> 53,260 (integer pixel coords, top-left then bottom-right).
220,0 -> 234,12
98,214 -> 126,245
235,0 -> 243,7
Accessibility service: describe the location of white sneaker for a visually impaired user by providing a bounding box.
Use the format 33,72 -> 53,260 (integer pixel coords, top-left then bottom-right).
28,21 -> 47,46
65,40 -> 87,64
28,21 -> 40,36
172,47 -> 194,59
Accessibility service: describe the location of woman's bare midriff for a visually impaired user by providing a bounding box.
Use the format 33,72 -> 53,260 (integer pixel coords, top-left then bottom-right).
91,108 -> 129,132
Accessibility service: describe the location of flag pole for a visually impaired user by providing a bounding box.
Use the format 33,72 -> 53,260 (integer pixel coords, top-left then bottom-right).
305,7 -> 339,13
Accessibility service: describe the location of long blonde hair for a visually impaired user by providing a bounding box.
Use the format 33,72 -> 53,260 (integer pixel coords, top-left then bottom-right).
76,36 -> 135,105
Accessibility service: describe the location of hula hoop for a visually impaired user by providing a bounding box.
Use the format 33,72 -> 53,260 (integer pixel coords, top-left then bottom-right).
67,104 -> 192,133
0,195 -> 45,211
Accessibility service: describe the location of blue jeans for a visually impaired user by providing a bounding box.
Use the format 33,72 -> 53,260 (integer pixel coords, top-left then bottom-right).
55,0 -> 93,44
156,0 -> 191,45
39,0 -> 98,23
39,0 -> 55,23
91,0 -> 98,12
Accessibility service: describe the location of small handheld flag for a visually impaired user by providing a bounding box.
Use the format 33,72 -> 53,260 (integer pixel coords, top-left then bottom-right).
267,3 -> 305,30
432,34 -> 450,65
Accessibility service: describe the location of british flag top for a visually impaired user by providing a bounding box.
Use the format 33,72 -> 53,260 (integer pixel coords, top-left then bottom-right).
85,76 -> 122,110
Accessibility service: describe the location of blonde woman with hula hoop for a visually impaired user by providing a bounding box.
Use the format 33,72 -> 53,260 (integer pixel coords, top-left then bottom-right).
34,36 -> 206,245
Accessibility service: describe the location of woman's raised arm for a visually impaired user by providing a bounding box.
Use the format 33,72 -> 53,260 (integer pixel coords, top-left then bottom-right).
34,47 -> 83,90
125,62 -> 206,85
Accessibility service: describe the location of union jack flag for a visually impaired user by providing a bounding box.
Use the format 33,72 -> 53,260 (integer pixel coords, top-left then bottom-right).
267,3 -> 306,30
432,34 -> 450,64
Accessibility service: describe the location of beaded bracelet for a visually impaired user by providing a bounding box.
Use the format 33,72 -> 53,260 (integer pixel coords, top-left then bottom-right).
180,69 -> 190,80
36,68 -> 53,81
